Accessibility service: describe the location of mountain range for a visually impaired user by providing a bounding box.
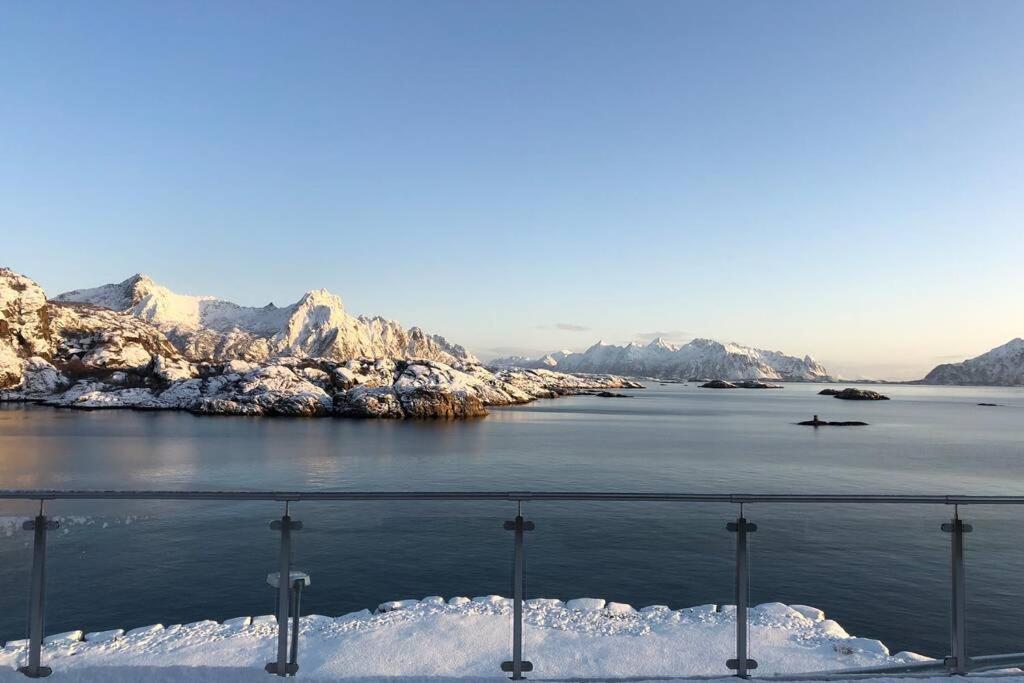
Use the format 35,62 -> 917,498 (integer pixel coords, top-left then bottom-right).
54,274 -> 476,365
491,338 -> 833,381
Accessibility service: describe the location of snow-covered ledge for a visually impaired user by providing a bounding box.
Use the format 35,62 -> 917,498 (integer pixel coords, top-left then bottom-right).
1,596 -> 937,681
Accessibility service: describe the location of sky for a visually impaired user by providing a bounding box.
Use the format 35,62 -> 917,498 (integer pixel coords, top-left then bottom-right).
2,1 -> 1022,380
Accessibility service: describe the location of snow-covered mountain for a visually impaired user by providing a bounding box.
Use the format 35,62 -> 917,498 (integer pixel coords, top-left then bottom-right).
490,337 -> 832,381
55,274 -> 476,365
920,338 -> 1024,386
2,267 -> 640,418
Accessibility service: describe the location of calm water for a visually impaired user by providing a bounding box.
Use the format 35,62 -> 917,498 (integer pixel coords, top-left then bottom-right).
1,382 -> 1023,662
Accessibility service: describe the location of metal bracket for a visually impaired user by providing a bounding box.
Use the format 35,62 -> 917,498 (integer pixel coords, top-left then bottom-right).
22,520 -> 59,531
941,522 -> 973,533
264,662 -> 298,675
726,521 -> 757,532
270,519 -> 303,531
501,660 -> 534,674
726,659 -> 758,671
503,520 -> 535,531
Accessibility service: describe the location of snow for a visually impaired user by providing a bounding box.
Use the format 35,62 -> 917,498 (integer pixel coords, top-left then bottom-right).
0,597 -> 948,681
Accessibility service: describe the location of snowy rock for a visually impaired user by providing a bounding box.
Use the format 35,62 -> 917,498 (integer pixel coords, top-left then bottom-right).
125,624 -> 164,638
606,602 -> 636,615
790,604 -> 826,622
526,598 -> 563,609
755,602 -> 809,621
299,615 -> 335,629
834,637 -> 889,656
152,354 -> 195,382
3,639 -> 27,650
222,617 -> 251,628
447,597 -> 471,606
471,595 -> 510,607
19,357 -> 68,395
43,630 -> 83,645
298,366 -> 332,388
818,619 -> 850,638
84,629 -> 124,643
679,604 -> 717,617
421,596 -> 446,606
335,386 -> 405,418
0,268 -> 51,388
566,598 -> 606,611
376,599 -> 420,613
640,605 -> 671,615
335,609 -> 371,623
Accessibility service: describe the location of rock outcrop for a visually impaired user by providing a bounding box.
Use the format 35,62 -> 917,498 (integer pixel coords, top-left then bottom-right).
491,337 -> 831,382
822,388 -> 890,401
0,268 -> 52,388
920,339 -> 1024,386
1,267 -> 643,419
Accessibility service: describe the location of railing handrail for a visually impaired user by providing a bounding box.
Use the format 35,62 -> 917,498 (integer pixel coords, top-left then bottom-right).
2,489 -> 1024,503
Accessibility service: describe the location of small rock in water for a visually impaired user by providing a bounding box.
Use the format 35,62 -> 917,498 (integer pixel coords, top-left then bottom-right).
977,402 -> 1001,407
593,391 -> 631,398
829,388 -> 890,401
798,415 -> 868,427
700,380 -> 736,389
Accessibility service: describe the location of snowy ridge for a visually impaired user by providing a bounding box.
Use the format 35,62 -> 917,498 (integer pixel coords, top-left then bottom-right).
54,274 -> 477,365
921,338 -> 1024,386
1,595 -> 930,680
492,337 -> 832,381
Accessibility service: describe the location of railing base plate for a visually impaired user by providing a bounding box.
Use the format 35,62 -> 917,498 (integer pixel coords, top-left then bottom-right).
726,658 -> 758,670
264,662 -> 298,675
18,665 -> 52,678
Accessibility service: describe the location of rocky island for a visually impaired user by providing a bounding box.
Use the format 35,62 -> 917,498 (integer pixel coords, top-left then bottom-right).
819,388 -> 889,401
798,415 -> 869,427
700,380 -> 782,389
1,268 -> 641,419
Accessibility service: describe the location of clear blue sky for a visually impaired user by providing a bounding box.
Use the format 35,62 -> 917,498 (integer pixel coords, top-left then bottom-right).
3,1 -> 1022,379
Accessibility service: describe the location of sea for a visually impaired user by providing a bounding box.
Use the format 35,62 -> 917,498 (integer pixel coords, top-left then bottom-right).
1,381 -> 1023,661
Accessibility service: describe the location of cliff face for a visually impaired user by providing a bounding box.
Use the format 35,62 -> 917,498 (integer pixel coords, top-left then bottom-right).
0,269 -> 52,388
1,267 -> 641,417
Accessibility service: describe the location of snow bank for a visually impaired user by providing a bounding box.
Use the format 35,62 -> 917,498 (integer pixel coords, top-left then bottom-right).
1,597 -> 936,680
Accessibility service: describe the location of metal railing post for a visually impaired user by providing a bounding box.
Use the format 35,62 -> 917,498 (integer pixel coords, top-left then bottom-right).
727,514 -> 757,678
265,507 -> 301,677
942,512 -> 971,675
501,507 -> 534,679
19,508 -> 58,679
